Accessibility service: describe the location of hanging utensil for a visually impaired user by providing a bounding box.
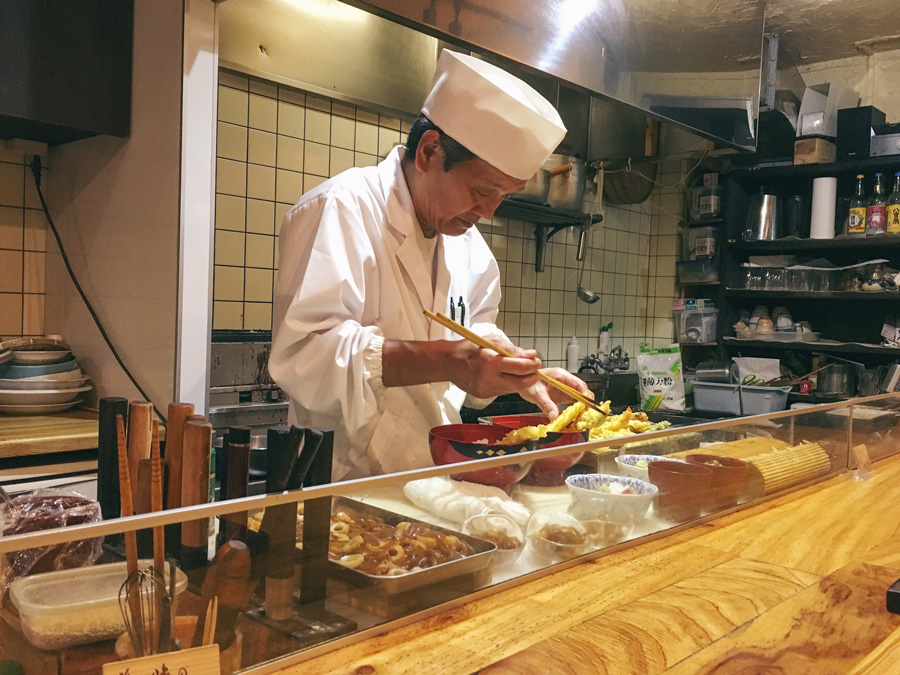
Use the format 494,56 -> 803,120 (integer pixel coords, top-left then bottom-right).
575,226 -> 599,304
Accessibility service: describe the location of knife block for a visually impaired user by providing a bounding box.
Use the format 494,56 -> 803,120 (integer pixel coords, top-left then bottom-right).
299,430 -> 333,606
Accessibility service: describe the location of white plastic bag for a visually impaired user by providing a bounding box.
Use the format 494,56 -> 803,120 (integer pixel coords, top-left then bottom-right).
638,343 -> 685,412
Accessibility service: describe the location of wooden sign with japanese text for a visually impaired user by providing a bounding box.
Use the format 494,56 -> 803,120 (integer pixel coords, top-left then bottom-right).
102,644 -> 220,675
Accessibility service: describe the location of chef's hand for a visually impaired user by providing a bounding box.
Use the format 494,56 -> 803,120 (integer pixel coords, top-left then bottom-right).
444,338 -> 544,400
520,368 -> 593,420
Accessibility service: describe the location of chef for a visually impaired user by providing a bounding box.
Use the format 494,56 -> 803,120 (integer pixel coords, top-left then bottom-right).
270,49 -> 591,481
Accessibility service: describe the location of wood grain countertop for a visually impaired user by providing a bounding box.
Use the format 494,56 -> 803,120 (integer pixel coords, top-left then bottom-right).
0,410 -> 100,458
279,453 -> 900,675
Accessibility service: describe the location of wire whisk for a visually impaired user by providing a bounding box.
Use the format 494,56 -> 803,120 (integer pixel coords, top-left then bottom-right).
118,567 -> 169,657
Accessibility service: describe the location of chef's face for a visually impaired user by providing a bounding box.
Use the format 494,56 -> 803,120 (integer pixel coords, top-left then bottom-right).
411,131 -> 526,237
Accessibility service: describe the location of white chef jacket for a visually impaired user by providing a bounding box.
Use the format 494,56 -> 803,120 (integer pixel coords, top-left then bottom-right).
270,147 -> 507,481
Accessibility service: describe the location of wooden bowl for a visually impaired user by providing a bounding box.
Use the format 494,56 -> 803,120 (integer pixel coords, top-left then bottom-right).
648,460 -> 712,523
685,454 -> 749,512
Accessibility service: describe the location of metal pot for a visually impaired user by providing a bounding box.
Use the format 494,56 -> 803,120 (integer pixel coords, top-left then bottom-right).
817,364 -> 857,397
743,191 -> 783,241
509,168 -> 549,204
695,361 -> 738,383
544,154 -> 586,211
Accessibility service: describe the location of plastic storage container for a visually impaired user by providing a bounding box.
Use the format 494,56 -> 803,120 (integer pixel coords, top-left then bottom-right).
9,559 -> 188,650
676,259 -> 719,284
683,226 -> 720,261
692,381 -> 741,415
687,184 -> 725,221
740,385 -> 792,415
676,308 -> 718,343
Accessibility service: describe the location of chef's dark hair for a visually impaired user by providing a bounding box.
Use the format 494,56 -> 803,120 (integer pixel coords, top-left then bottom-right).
404,115 -> 476,171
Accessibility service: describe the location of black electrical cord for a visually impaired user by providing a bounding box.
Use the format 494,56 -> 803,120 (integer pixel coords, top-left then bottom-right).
29,155 -> 167,423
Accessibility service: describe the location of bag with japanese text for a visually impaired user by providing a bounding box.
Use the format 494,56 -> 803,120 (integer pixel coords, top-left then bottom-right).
637,343 -> 685,412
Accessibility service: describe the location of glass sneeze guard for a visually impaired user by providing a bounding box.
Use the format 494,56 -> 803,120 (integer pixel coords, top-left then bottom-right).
1,394 -> 898,673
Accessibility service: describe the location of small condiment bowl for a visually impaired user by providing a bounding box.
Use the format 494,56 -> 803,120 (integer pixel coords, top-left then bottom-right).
525,512 -> 588,564
567,502 -> 634,550
565,473 -> 657,523
614,454 -> 686,482
461,513 -> 524,569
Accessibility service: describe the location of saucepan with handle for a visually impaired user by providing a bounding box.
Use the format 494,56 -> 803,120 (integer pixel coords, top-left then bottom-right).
509,163 -> 576,205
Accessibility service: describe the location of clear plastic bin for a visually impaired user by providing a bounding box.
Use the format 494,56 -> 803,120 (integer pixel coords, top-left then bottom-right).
740,385 -> 792,415
676,308 -> 718,343
682,226 -> 720,261
677,260 -> 719,284
693,381 -> 741,415
9,559 -> 188,650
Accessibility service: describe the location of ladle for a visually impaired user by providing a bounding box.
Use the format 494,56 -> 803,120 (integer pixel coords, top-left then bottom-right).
576,227 -> 599,304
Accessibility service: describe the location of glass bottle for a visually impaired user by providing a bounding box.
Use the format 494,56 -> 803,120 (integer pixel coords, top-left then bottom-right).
847,174 -> 867,236
888,172 -> 900,235
867,172 -> 888,235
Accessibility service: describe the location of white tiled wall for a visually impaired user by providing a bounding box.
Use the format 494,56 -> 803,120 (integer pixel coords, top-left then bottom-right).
213,70 -> 685,367
488,160 -> 683,367
0,147 -> 48,339
212,70 -> 410,330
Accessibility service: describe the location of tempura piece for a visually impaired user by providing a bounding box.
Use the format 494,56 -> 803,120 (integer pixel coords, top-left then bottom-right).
571,401 -> 612,431
500,423 -> 546,445
545,402 -> 584,433
498,402 -> 585,445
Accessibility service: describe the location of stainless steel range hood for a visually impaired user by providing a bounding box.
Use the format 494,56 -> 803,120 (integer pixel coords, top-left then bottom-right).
220,0 -> 439,119
339,0 -> 768,151
221,0 -> 768,152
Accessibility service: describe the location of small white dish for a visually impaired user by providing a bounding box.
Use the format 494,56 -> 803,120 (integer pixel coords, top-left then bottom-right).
565,473 -> 658,523
615,454 -> 686,482
0,386 -> 91,406
0,399 -> 83,415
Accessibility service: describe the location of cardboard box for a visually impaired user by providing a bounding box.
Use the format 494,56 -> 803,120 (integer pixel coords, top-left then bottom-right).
794,138 -> 836,165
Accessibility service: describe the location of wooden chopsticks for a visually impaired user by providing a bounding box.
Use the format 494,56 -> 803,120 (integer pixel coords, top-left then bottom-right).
202,595 -> 218,647
424,310 -> 604,413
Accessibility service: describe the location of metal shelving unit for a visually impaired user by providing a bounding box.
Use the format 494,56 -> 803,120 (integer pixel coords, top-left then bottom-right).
725,289 -> 900,301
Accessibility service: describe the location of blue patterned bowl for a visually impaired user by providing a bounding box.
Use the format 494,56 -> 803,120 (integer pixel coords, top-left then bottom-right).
565,473 -> 658,522
615,454 -> 686,481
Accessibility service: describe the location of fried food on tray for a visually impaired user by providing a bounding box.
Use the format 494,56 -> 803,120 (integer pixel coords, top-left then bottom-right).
587,409 -> 672,440
497,400 -> 670,446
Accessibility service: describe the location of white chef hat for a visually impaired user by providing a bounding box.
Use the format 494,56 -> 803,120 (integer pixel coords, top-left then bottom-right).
421,49 -> 567,181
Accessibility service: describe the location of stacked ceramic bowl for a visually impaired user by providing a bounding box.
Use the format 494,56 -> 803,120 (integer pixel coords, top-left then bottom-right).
0,338 -> 90,415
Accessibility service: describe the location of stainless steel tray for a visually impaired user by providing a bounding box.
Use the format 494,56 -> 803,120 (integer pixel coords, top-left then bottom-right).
328,496 -> 495,595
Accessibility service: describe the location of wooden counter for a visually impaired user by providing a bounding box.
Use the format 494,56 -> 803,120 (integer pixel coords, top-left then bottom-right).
0,410 -> 99,458
279,454 -> 900,675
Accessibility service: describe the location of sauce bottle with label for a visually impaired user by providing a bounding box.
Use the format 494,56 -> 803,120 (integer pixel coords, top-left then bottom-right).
847,174 -> 867,236
867,172 -> 888,235
888,172 -> 900,234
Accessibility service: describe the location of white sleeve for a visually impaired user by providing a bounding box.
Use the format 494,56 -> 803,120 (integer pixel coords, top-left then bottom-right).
270,192 -> 385,438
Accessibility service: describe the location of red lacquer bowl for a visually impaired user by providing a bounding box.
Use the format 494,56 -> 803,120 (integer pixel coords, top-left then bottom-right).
429,423 -> 536,490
